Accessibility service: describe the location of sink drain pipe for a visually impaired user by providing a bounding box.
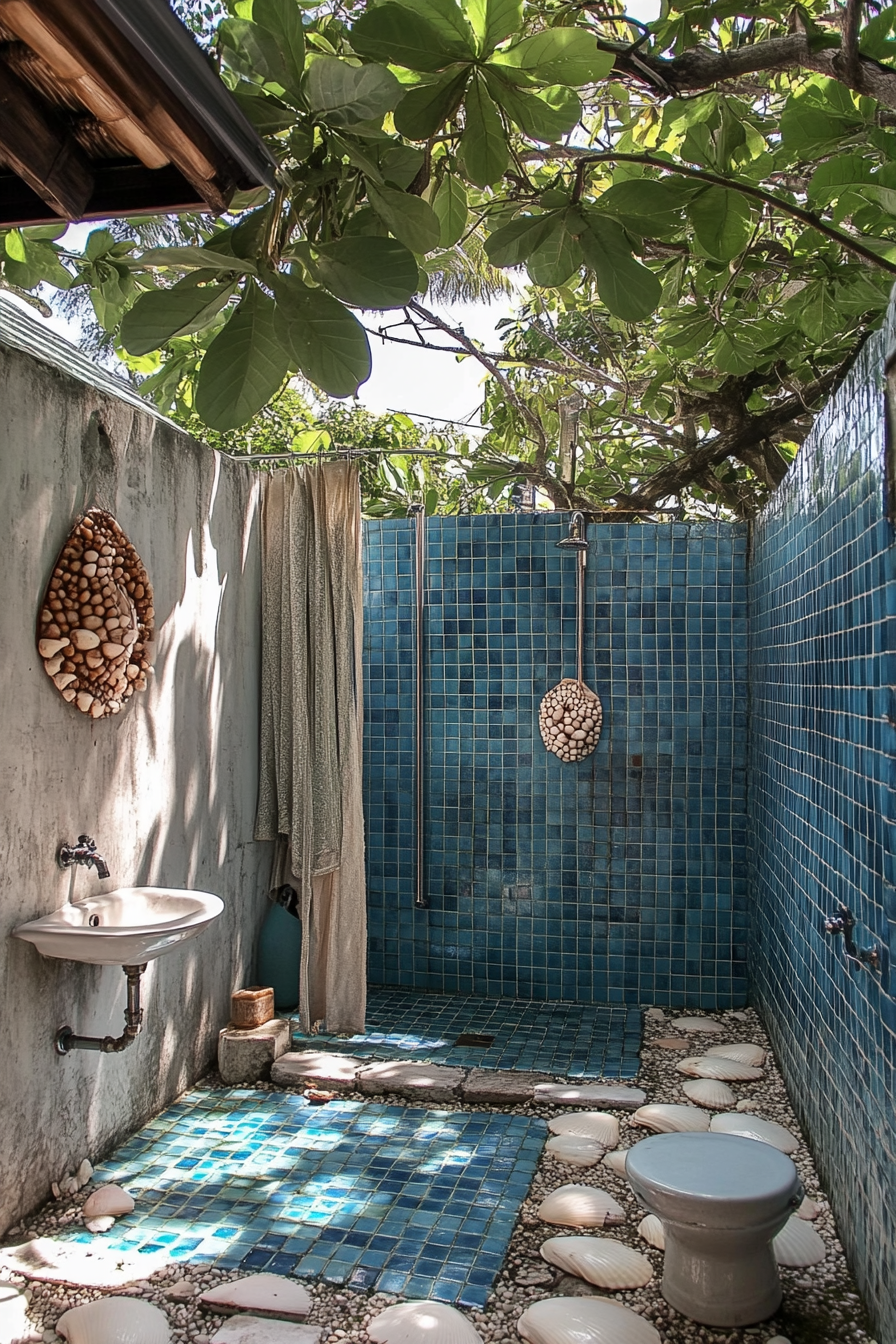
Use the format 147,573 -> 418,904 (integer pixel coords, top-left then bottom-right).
55,963 -> 147,1055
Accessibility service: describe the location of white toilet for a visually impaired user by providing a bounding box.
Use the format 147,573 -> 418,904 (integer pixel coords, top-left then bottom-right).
625,1131 -> 803,1327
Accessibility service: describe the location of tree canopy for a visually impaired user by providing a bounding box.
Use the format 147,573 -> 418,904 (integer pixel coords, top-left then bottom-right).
3,0 -> 896,518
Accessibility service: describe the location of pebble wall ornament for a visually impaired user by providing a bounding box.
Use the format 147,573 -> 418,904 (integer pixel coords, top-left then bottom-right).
37,508 -> 153,718
538,679 -> 602,762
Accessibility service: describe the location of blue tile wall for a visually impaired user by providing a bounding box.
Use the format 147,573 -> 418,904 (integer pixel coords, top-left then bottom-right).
748,320 -> 896,1342
363,516 -> 749,1007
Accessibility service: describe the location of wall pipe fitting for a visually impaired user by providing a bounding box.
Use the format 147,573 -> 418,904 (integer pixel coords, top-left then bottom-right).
54,963 -> 147,1055
823,904 -> 881,973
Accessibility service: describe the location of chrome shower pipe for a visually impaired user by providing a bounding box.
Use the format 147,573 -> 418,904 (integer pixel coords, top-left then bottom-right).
576,545 -> 586,684
555,511 -> 589,684
410,505 -> 428,910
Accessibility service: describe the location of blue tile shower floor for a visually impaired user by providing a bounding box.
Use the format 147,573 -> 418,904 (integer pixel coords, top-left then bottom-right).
293,988 -> 642,1078
61,1087 -> 545,1307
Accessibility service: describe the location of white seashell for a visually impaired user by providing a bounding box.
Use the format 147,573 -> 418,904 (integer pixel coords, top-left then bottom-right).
797,1196 -> 821,1220
548,1113 -> 620,1148
540,1236 -> 653,1289
645,1008 -> 666,1020
671,1017 -> 723,1033
709,1113 -> 799,1154
681,1078 -> 737,1110
545,1136 -> 606,1166
772,1216 -> 826,1267
601,1150 -> 629,1177
704,1042 -> 765,1067
676,1056 -> 764,1082
60,1175 -> 80,1196
85,1216 -> 115,1234
517,1296 -> 661,1344
631,1104 -> 710,1134
81,1184 -> 135,1219
534,1083 -> 646,1110
51,1182 -> 61,1199
56,1297 -> 170,1344
368,1299 -> 484,1344
197,1274 -> 311,1320
77,1159 -> 93,1188
537,1184 -> 626,1228
735,1099 -> 758,1112
637,1215 -> 665,1250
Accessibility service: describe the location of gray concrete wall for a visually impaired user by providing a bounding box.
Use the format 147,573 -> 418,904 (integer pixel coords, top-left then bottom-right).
0,339 -> 271,1231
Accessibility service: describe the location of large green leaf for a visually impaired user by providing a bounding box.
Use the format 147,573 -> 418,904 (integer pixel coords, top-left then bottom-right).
486,74 -> 580,141
233,88 -> 296,133
394,67 -> 470,139
309,236 -> 419,307
133,247 -> 257,274
376,142 -> 426,189
491,29 -> 614,85
120,282 -> 236,356
304,56 -> 401,125
576,214 -> 662,321
273,273 -> 371,396
465,0 -> 522,55
525,214 -> 582,286
687,186 -> 753,260
432,174 -> 469,246
2,239 -> 71,290
195,284 -> 291,430
366,182 -> 441,253
219,17 -> 297,93
253,0 -> 305,96
788,280 -> 842,342
387,0 -> 479,56
808,155 -> 874,203
460,75 -> 507,187
350,4 -> 471,71
485,211 -> 556,266
598,178 -> 692,234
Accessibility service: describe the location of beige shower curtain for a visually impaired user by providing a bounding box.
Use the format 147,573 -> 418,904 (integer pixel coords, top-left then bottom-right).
255,461 -> 366,1034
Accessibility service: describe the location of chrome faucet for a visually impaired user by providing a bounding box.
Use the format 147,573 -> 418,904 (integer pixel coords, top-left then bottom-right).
58,836 -> 111,880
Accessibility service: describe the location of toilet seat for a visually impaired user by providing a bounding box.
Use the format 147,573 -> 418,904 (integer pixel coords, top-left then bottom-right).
625,1132 -> 801,1227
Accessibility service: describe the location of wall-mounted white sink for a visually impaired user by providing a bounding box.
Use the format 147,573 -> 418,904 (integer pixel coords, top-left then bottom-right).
13,887 -> 224,965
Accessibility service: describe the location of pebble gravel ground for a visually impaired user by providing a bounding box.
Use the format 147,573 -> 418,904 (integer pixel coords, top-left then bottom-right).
0,1007 -> 878,1344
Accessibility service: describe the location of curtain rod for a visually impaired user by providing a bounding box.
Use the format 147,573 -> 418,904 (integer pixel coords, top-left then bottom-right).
219,447 -> 447,464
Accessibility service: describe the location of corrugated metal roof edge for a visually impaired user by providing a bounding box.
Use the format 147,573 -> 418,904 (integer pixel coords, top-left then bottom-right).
0,296 -> 174,424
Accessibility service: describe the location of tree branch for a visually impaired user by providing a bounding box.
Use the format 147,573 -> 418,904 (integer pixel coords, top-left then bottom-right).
406,299 -> 550,466
836,0 -> 865,88
605,30 -> 896,110
527,148 -> 896,277
607,356 -> 855,515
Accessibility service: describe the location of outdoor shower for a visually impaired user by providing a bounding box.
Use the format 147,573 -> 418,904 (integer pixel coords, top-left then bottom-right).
538,513 -> 603,761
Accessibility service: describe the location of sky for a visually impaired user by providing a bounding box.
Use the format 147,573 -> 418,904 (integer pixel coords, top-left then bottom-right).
4,0 -> 661,431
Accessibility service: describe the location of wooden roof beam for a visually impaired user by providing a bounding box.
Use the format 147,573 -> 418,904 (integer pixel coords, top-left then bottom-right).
0,54 -> 92,218
0,0 -> 236,212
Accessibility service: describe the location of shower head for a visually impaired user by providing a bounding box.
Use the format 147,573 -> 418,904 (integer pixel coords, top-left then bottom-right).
555,510 -> 589,550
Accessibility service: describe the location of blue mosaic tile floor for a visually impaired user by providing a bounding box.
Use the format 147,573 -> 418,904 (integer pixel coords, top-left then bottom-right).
293,989 -> 642,1078
61,1088 -> 545,1307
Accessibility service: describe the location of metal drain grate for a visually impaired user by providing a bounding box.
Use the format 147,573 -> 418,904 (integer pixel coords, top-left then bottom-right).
454,1032 -> 495,1047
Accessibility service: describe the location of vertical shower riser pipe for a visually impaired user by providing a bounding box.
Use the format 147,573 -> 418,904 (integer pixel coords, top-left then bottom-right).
412,506 -> 428,909
576,547 -> 586,684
